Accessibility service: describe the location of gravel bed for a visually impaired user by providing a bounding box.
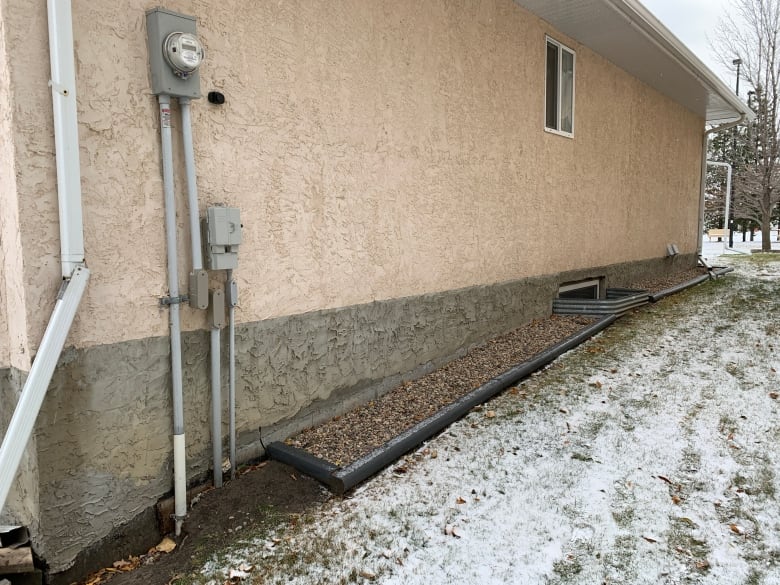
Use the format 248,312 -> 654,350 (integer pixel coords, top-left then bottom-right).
286,267 -> 711,467
628,266 -> 707,292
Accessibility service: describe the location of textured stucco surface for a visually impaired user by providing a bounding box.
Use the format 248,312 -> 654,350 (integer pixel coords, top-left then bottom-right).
0,2 -> 27,372
0,0 -> 708,576
32,255 -> 690,573
0,0 -> 703,355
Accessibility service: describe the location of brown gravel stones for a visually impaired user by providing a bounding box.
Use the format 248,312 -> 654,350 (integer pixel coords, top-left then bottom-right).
287,267 -> 710,467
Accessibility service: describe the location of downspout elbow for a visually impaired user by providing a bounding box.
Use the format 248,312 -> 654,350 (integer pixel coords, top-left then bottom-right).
698,114 -> 747,256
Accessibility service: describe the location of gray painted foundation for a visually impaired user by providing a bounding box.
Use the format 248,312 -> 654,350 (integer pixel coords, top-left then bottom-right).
0,254 -> 695,578
0,367 -> 38,534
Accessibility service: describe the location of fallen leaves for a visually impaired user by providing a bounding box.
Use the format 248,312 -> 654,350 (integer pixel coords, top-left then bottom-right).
769,392 -> 779,400
444,524 -> 464,538
642,535 -> 658,543
228,564 -> 254,580
155,537 -> 176,554
78,537 -> 178,585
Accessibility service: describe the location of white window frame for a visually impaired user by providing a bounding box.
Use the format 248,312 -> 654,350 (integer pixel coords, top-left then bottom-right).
544,36 -> 576,138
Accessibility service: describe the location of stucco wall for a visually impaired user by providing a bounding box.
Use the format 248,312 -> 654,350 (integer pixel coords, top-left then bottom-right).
0,0 -> 703,356
0,1 -> 39,531
33,253 -> 688,574
1,0 -> 707,575
0,1 -> 26,373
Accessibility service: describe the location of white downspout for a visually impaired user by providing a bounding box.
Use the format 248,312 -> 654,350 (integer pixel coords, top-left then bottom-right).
0,0 -> 89,513
698,115 -> 746,256
706,161 -> 733,251
0,269 -> 89,512
48,0 -> 84,278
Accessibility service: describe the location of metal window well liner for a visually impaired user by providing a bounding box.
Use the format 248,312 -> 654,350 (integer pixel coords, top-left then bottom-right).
552,288 -> 650,316
267,314 -> 617,494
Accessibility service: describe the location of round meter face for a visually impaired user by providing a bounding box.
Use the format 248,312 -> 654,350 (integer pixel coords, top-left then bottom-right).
164,32 -> 205,77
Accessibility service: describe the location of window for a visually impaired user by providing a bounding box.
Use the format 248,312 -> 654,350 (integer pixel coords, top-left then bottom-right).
545,37 -> 575,136
558,279 -> 601,300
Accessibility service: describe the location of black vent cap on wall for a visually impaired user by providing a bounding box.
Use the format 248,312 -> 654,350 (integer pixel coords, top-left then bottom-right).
208,91 -> 226,105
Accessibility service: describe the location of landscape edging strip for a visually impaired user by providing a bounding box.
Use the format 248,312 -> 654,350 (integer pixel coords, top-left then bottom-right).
267,269 -> 727,493
265,314 -> 616,494
264,443 -> 341,490
331,314 -> 617,493
649,273 -> 711,302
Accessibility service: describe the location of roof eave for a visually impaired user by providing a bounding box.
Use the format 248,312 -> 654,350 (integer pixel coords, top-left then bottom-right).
514,0 -> 754,125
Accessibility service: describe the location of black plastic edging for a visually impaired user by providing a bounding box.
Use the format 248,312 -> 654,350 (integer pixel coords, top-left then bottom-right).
331,313 -> 617,493
649,273 -> 711,302
264,442 -> 340,490
711,266 -> 735,277
285,313 -> 617,494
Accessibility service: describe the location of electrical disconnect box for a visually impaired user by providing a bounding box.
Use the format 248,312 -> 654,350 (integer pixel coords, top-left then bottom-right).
204,207 -> 241,270
146,8 -> 203,98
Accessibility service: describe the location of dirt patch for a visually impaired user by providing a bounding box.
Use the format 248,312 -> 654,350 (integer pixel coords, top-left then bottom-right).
84,461 -> 328,585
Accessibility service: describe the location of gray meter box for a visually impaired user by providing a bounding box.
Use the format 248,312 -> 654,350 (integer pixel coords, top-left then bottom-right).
146,7 -> 201,98
205,207 -> 241,270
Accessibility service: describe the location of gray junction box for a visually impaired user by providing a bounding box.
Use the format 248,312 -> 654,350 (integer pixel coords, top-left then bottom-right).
205,207 -> 241,270
146,7 -> 202,98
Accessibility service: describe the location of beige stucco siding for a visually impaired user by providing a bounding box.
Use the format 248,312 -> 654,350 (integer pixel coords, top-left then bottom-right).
3,0 -> 702,353
0,2 -> 27,372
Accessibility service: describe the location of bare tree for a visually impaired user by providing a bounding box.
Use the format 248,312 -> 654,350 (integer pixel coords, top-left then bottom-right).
713,0 -> 780,251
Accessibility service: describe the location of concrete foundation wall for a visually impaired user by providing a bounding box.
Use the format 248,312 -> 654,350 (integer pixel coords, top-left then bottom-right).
0,368 -> 39,531
32,254 -> 691,573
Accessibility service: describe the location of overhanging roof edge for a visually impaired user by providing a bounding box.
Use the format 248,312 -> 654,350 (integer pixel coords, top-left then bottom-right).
608,0 -> 754,123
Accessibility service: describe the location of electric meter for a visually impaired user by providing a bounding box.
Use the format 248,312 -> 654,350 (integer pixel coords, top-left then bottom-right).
163,32 -> 205,78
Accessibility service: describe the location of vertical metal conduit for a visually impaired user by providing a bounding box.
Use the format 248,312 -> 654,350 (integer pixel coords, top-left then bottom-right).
227,270 -> 236,480
158,94 -> 187,535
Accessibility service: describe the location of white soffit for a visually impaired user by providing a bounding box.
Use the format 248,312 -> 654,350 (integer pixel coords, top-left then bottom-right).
514,0 -> 753,124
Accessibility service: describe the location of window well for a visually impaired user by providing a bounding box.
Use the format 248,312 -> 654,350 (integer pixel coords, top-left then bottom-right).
558,278 -> 600,300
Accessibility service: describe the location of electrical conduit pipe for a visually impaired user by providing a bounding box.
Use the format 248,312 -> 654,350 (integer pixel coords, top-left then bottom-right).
179,96 -> 222,488
158,94 -> 187,535
227,269 -> 236,480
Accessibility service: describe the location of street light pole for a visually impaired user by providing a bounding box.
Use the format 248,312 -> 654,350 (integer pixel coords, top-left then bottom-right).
729,57 -> 742,248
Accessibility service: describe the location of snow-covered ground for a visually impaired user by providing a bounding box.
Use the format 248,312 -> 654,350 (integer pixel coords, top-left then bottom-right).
701,230 -> 780,263
199,252 -> 780,585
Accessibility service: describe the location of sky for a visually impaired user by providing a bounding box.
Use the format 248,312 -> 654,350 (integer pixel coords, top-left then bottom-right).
641,0 -> 739,89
